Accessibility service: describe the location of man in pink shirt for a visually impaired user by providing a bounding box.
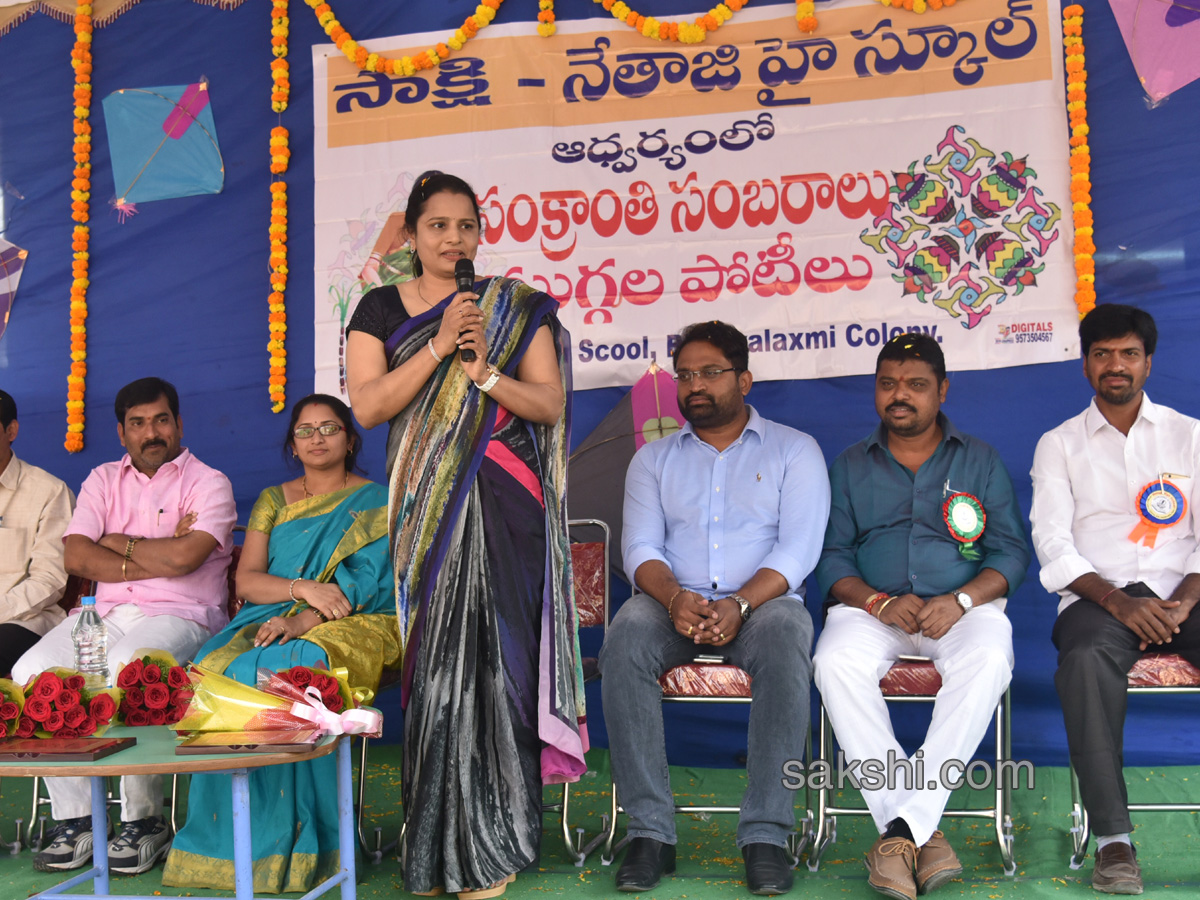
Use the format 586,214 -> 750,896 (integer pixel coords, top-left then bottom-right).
12,377 -> 236,876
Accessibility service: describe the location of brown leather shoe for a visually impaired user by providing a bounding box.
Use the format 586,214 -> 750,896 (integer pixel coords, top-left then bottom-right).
864,835 -> 918,900
1092,842 -> 1142,895
914,831 -> 962,894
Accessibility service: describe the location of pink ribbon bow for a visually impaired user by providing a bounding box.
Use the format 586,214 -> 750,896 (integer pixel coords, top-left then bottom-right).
289,686 -> 381,737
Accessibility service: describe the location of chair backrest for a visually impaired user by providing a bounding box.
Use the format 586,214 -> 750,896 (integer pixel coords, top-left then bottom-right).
58,573 -> 91,614
568,518 -> 610,629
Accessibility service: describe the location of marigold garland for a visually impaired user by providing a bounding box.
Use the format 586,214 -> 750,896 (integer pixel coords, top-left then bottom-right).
303,0 -> 501,74
875,0 -> 961,12
271,0 -> 289,112
537,0 -> 556,37
796,1 -> 817,32
268,0 -> 289,413
66,0 -> 92,453
268,182 -> 288,414
1063,4 -> 1094,318
270,126 -> 290,174
590,0 -> 749,42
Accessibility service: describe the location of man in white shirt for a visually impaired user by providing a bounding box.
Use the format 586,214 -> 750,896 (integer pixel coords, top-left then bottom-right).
1031,304 -> 1200,895
0,389 -> 75,676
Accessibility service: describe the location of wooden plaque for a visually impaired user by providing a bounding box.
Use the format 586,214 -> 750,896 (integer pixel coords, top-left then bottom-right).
175,730 -> 321,755
0,737 -> 136,761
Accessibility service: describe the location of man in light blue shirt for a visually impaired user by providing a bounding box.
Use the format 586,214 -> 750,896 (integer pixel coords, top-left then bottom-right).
600,321 -> 830,896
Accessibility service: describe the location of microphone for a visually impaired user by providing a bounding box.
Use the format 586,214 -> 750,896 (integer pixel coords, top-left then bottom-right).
455,258 -> 478,362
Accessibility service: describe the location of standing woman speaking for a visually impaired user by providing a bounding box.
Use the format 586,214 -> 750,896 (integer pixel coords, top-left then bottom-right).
345,171 -> 587,898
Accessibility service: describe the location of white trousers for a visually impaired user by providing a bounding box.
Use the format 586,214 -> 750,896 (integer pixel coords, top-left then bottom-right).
812,602 -> 1013,847
11,604 -> 210,822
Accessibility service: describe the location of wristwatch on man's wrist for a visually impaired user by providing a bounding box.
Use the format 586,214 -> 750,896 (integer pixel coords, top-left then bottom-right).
729,593 -> 752,622
953,590 -> 974,613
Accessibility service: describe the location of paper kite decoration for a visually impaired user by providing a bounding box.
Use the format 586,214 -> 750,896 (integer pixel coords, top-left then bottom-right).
0,238 -> 28,344
102,80 -> 224,221
1108,0 -> 1200,105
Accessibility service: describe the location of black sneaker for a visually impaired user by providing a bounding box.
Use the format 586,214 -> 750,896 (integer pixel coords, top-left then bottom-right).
33,816 -> 103,871
108,816 -> 171,875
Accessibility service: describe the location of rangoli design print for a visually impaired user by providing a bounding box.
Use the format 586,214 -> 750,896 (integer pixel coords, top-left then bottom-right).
860,126 -> 1062,329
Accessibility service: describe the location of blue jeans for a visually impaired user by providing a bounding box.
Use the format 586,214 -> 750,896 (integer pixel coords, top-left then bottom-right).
599,593 -> 814,848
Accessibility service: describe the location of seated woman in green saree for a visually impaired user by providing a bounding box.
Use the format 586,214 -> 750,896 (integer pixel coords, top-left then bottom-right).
162,394 -> 398,893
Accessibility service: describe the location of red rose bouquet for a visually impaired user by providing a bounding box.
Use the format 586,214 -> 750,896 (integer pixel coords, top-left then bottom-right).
260,665 -> 353,713
257,665 -> 381,737
172,663 -> 380,738
116,650 -> 193,726
0,677 -> 27,738
1,668 -> 121,739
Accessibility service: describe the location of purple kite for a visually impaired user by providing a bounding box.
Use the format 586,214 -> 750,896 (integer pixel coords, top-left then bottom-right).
1108,0 -> 1200,105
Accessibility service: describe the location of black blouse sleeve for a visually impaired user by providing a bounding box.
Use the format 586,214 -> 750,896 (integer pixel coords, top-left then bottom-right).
347,286 -> 409,343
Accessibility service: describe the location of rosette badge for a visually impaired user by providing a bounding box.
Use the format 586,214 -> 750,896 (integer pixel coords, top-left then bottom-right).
943,492 -> 987,560
1129,479 -> 1187,548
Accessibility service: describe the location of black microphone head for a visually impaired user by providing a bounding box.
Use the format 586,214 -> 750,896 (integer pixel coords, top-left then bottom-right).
455,258 -> 475,293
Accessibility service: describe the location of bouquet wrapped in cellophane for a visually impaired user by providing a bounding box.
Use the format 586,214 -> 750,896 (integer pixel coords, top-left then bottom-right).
176,664 -> 381,738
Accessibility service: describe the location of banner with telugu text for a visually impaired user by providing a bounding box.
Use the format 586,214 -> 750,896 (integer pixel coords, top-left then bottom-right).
312,0 -> 1075,394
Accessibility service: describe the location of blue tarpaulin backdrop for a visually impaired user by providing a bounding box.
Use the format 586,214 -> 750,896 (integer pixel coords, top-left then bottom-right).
1,0 -> 1198,770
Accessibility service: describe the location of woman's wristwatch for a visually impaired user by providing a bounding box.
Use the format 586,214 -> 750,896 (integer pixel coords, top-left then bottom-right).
476,365 -> 501,393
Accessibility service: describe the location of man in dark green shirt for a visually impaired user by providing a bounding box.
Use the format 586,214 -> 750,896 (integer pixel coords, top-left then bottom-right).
813,333 -> 1029,900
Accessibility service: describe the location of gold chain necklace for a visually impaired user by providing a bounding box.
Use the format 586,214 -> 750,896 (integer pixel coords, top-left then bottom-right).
415,277 -> 433,308
303,472 -> 348,499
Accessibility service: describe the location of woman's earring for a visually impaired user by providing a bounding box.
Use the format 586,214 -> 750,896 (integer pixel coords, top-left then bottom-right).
409,245 -> 422,277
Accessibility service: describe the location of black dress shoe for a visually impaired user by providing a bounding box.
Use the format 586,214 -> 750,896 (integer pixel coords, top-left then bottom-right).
615,837 -> 676,892
742,843 -> 795,895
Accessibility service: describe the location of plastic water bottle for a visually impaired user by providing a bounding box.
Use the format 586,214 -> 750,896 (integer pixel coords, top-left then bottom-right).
72,596 -> 109,690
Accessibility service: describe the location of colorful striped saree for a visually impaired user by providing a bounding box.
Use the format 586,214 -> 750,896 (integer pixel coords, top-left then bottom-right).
386,276 -> 587,893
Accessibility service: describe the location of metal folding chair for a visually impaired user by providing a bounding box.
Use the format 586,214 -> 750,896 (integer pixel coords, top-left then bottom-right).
541,517 -> 610,864
808,657 -> 1015,875
1067,652 -> 1200,869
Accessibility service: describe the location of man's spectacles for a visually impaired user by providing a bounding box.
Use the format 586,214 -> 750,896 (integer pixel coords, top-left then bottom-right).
674,367 -> 739,384
293,423 -> 343,439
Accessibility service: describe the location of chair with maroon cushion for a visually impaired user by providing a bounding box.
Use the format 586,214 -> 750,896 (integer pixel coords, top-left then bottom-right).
539,518 -> 611,865
807,657 -> 1016,875
591,625 -> 813,867
1067,652 -> 1200,869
